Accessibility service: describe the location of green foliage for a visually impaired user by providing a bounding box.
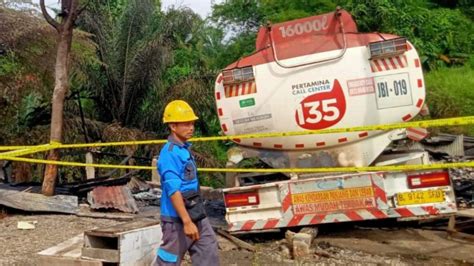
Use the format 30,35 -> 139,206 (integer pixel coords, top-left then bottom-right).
192,140 -> 227,187
259,0 -> 338,22
0,53 -> 21,76
78,0 -> 170,126
425,65 -> 474,134
210,0 -> 341,68
211,0 -> 263,33
211,0 -> 474,70
16,92 -> 50,129
346,0 -> 474,69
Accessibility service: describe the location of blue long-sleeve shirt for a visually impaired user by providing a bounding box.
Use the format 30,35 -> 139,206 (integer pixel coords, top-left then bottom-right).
157,136 -> 199,222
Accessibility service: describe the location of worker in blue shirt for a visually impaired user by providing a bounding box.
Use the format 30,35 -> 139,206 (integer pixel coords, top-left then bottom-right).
154,100 -> 219,266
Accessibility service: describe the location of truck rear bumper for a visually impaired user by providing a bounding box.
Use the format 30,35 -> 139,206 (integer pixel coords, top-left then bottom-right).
223,171 -> 457,232
227,202 -> 457,232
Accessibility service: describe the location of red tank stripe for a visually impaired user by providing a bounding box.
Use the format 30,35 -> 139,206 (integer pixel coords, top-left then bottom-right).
407,127 -> 427,136
281,194 -> 292,212
388,57 -> 397,69
263,219 -> 279,229
287,215 -> 305,227
338,137 -> 348,143
373,60 -> 383,71
241,220 -> 256,231
367,208 -> 387,219
414,58 -> 420,68
241,82 -> 246,95
345,210 -> 364,221
395,56 -> 405,68
310,214 -> 326,225
370,62 -> 376,72
416,98 -> 423,108
395,208 -> 414,217
422,206 -> 439,215
381,58 -> 390,70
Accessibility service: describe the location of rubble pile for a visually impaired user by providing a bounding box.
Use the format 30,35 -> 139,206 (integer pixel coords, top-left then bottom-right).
414,133 -> 474,208
260,234 -> 411,265
447,157 -> 474,208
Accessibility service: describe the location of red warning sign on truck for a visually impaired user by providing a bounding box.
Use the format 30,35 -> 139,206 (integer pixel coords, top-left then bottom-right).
291,186 -> 375,215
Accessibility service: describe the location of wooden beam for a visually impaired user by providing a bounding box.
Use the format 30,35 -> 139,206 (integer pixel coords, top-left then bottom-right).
82,247 -> 119,263
216,229 -> 256,252
38,234 -> 102,266
76,211 -> 135,221
0,188 -> 77,213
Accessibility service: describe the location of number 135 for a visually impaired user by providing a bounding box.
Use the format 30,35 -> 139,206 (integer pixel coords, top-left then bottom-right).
296,99 -> 340,125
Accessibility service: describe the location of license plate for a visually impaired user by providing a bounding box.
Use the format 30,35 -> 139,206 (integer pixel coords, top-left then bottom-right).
396,189 -> 445,206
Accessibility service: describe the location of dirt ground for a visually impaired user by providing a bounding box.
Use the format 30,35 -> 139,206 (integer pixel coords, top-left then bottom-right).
214,223 -> 474,266
1,213 -> 473,266
0,213 -> 122,265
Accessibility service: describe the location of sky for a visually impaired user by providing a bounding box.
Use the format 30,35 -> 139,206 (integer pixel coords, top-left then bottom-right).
32,0 -> 218,18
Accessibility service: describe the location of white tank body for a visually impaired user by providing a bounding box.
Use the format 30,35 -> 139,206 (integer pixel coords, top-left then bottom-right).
214,10 -> 425,154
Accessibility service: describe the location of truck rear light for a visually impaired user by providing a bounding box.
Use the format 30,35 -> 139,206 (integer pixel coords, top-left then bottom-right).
224,191 -> 260,208
407,171 -> 450,189
369,37 -> 407,59
222,66 -> 254,85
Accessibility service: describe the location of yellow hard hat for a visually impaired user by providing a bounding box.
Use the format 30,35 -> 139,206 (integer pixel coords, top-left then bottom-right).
163,100 -> 199,123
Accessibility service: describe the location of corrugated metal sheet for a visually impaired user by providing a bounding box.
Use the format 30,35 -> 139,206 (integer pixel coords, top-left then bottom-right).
87,185 -> 139,213
410,135 -> 465,157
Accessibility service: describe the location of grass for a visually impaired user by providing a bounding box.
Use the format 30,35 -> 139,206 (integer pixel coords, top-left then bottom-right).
424,65 -> 474,136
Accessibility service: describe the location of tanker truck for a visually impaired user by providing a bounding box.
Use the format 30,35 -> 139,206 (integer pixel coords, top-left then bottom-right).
214,8 -> 456,232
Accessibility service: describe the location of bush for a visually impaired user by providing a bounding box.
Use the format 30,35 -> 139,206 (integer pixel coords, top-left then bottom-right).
0,53 -> 20,76
425,64 -> 474,135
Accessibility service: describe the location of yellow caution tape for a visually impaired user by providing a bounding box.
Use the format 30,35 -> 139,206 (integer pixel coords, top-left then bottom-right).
2,155 -> 474,173
26,116 -> 474,149
0,142 -> 60,159
1,116 -> 474,156
0,145 -> 40,151
1,156 -> 153,170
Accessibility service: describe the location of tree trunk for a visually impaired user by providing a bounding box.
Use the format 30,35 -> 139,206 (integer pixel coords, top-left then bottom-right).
41,28 -> 73,196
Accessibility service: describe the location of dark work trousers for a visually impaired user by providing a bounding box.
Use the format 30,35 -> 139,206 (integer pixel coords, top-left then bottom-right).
153,218 -> 219,266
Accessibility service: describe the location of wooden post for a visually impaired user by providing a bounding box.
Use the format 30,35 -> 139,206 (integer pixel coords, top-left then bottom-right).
151,158 -> 160,185
85,152 -> 95,180
447,215 -> 456,233
225,161 -> 239,188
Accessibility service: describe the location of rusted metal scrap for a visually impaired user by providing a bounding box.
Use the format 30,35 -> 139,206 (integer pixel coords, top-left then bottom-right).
87,185 -> 139,213
65,176 -> 131,196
